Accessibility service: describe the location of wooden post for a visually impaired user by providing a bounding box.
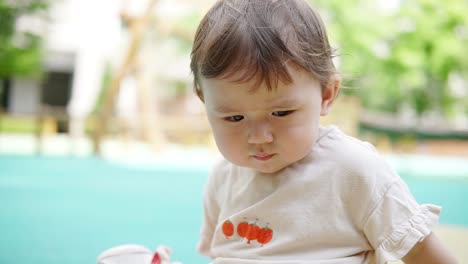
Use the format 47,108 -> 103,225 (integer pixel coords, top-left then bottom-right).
93,0 -> 159,155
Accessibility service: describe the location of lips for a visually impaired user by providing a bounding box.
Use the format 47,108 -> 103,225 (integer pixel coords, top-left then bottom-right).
253,153 -> 275,161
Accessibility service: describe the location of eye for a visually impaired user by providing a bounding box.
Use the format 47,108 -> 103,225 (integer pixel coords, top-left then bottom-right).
224,115 -> 244,122
272,110 -> 294,117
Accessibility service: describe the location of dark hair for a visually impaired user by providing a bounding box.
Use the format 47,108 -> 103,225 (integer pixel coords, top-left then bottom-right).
190,0 -> 337,99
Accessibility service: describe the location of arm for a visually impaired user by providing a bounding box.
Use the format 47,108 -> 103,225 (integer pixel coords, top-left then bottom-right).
402,233 -> 457,264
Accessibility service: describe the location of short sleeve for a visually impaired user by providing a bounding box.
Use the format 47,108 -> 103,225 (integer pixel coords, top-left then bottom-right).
363,178 -> 441,264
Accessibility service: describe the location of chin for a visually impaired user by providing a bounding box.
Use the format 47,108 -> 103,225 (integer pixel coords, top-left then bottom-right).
254,164 -> 286,174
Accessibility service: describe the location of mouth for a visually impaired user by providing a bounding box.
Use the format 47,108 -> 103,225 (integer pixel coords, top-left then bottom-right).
253,153 -> 275,161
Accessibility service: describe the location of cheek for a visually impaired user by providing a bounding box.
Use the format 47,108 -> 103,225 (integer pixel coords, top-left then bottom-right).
277,116 -> 319,146
280,109 -> 320,132
209,119 -> 243,140
208,119 -> 245,152
283,125 -> 314,144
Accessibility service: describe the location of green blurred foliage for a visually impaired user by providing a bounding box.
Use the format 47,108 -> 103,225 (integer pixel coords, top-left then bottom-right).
312,0 -> 468,117
0,0 -> 49,79
0,114 -> 36,133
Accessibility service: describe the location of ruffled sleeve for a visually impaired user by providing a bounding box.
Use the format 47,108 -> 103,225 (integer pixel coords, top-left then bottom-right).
363,178 -> 441,264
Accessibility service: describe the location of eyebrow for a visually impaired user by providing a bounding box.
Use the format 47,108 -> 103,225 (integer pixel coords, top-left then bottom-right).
214,105 -> 239,114
213,98 -> 301,114
268,98 -> 301,109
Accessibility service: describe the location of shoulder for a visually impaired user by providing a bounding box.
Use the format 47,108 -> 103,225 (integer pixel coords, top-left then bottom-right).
316,126 -> 381,161
313,126 -> 401,221
314,126 -> 397,182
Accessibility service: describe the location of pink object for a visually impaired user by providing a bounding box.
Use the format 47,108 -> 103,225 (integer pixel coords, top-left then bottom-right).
151,253 -> 161,264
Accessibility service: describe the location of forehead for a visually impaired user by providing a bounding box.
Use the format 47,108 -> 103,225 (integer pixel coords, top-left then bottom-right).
200,65 -> 318,93
200,68 -> 321,110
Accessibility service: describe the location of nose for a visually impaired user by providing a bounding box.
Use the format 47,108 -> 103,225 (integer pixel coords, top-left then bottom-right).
247,121 -> 273,144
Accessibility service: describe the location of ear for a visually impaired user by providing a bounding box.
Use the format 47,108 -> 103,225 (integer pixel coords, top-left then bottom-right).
320,75 -> 341,116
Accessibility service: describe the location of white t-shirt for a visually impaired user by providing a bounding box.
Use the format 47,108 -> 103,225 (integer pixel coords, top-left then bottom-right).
198,126 -> 440,264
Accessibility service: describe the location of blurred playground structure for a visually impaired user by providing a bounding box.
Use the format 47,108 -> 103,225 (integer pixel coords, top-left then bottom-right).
0,0 -> 216,155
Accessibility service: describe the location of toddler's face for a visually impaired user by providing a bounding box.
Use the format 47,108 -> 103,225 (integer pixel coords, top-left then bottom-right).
201,67 -> 332,174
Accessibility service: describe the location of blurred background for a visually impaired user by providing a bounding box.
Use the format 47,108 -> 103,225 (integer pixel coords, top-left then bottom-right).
0,0 -> 467,263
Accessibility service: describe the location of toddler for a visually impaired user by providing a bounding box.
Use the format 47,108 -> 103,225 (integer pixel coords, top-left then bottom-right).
190,0 -> 456,263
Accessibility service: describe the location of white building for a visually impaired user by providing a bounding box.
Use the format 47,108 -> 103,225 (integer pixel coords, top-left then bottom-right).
6,0 -> 123,135
5,0 -> 205,135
